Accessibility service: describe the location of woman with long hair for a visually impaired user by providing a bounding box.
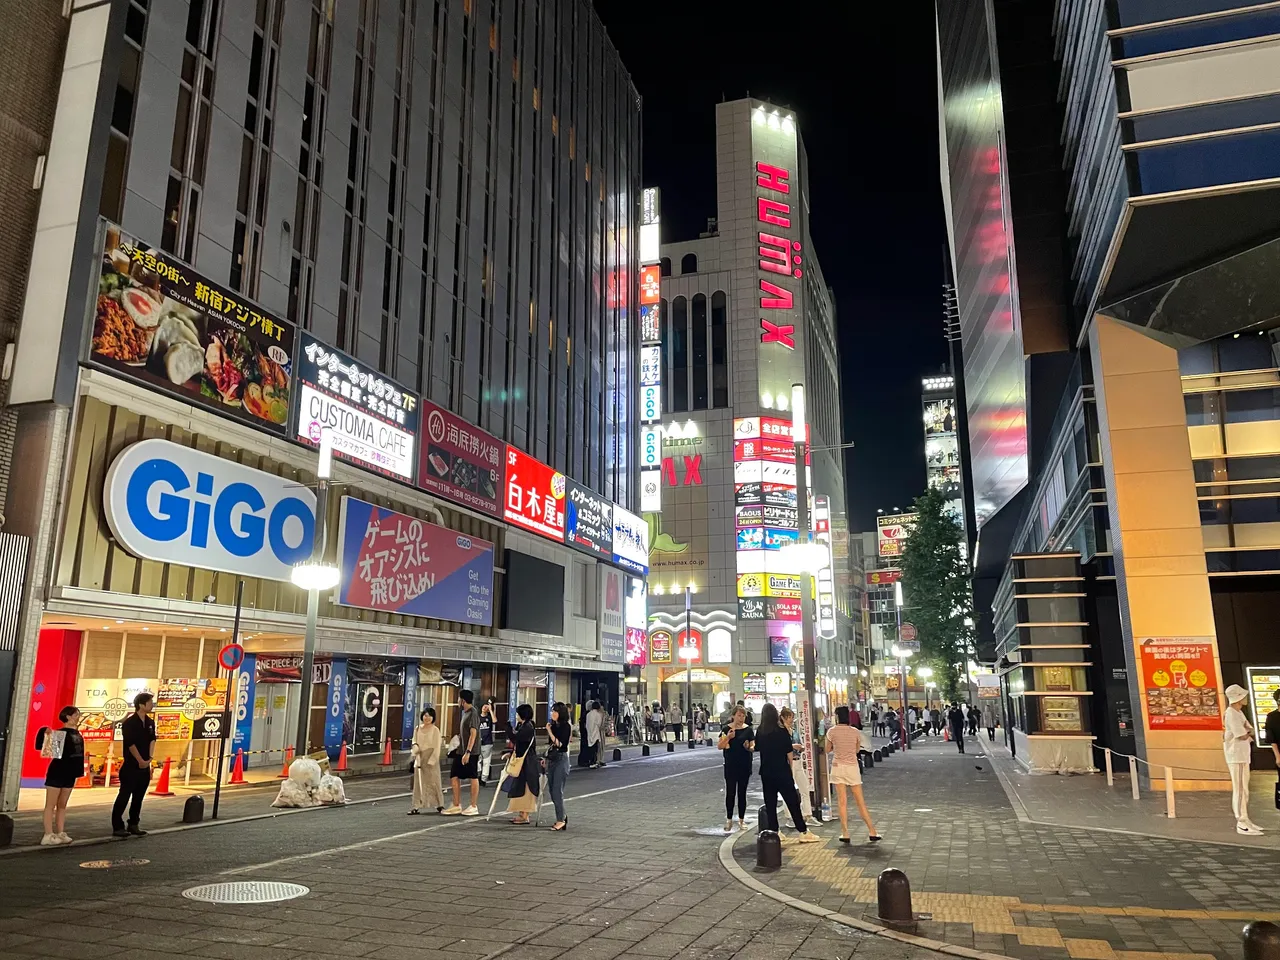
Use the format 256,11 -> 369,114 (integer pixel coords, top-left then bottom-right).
546,701 -> 572,831
754,703 -> 817,843
718,704 -> 754,832
826,705 -> 880,843
38,706 -> 84,845
505,703 -> 541,825
409,706 -> 444,815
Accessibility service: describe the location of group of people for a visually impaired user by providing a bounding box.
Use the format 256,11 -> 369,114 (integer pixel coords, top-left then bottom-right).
639,701 -> 714,743
866,701 -> 998,752
719,701 -> 880,845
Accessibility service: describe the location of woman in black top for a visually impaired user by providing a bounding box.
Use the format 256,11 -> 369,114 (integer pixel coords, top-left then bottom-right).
545,701 -> 573,830
754,703 -> 816,842
504,703 -> 541,824
39,706 -> 85,845
719,705 -> 755,832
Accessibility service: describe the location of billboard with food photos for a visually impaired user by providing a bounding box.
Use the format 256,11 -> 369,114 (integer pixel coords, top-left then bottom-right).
418,400 -> 504,518
89,221 -> 294,434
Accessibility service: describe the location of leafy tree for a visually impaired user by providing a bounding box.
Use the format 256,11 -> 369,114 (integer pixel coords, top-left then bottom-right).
898,487 -> 974,701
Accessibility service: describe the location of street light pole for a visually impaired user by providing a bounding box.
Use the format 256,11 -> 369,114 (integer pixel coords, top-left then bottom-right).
894,580 -> 909,750
684,583 -> 694,743
792,383 -> 826,819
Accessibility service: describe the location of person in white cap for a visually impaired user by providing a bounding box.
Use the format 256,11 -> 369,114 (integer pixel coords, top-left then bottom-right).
1223,684 -> 1262,835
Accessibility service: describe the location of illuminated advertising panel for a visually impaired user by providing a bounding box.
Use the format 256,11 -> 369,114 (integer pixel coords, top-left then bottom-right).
877,512 -> 917,559
503,445 -> 566,541
640,265 -> 661,305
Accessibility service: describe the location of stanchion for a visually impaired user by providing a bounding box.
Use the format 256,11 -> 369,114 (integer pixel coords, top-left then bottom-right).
380,737 -> 393,766
229,748 -> 246,785
1130,756 -> 1140,799
1243,920 -> 1280,960
612,748 -> 622,761
877,868 -> 916,931
756,830 -> 781,870
151,758 -> 175,797
335,741 -> 349,772
277,745 -> 295,778
103,755 -> 115,787
1104,748 -> 1113,786
642,744 -> 650,757
1165,765 -> 1176,819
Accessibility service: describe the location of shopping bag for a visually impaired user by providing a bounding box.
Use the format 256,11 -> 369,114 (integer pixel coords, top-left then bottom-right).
500,774 -> 519,795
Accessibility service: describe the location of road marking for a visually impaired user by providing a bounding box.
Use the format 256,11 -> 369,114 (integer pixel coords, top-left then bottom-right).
223,762 -> 721,876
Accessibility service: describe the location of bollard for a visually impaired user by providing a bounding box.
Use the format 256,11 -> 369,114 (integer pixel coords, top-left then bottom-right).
873,748 -> 883,762
688,738 -> 696,749
0,814 -> 12,848
1243,921 -> 1280,960
182,795 -> 205,824
612,748 -> 622,761
1104,748 -> 1113,787
863,750 -> 874,768
1165,765 -> 1176,819
642,744 -> 650,757
1130,755 -> 1140,800
667,741 -> 674,753
757,803 -> 771,833
756,830 -> 782,870
877,868 -> 915,931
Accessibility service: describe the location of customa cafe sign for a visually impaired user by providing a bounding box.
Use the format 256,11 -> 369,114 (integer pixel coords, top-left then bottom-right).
103,439 -> 316,582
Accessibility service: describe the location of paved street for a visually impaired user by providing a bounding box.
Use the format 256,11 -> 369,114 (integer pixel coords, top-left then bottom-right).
2,739 -> 1277,960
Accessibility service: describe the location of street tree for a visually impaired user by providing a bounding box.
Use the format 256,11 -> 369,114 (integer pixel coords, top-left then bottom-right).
899,487 -> 974,700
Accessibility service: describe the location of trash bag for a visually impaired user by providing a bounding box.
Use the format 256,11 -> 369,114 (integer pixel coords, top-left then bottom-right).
271,778 -> 319,808
287,757 -> 323,791
318,774 -> 347,805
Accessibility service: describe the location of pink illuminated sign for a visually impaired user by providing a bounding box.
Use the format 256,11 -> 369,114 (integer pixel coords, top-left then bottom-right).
755,162 -> 801,351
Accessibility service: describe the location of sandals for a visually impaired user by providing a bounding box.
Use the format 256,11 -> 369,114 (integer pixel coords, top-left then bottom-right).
510,818 -> 531,825
839,835 -> 850,844
869,834 -> 883,843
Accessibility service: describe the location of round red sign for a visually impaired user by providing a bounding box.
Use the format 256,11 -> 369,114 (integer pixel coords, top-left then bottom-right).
218,643 -> 245,672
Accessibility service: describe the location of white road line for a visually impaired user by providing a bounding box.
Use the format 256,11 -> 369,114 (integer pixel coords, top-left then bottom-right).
223,762 -> 721,876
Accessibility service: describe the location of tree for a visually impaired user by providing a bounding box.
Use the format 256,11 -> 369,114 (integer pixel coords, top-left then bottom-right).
898,487 -> 974,701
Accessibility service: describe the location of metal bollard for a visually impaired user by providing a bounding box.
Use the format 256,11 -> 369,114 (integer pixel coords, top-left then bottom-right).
688,738 -> 696,749
666,741 -> 675,753
642,744 -> 650,757
756,830 -> 782,870
757,802 -> 772,832
877,868 -> 915,931
1104,748 -> 1113,787
1244,921 -> 1280,960
0,814 -> 12,848
612,748 -> 622,762
1130,755 -> 1140,800
874,748 -> 883,762
182,795 -> 205,824
864,750 -> 874,768
1165,765 -> 1176,819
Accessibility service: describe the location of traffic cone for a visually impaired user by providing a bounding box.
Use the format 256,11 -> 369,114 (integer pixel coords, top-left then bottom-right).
75,756 -> 92,789
229,748 -> 246,784
278,745 -> 295,778
335,741 -> 349,772
380,736 -> 393,766
151,757 -> 175,797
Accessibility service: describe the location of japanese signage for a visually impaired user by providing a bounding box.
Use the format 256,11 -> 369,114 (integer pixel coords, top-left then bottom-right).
90,222 -> 294,433
1247,666 -> 1280,744
503,446 -> 566,540
742,672 -> 766,695
336,497 -> 494,626
640,303 -> 660,343
1138,638 -> 1222,730
599,565 -> 625,664
877,512 -> 917,559
564,479 -> 613,559
814,495 -> 836,640
649,628 -> 673,664
640,425 -> 662,470
640,265 -> 661,305
293,333 -> 418,481
638,202 -> 663,516
612,506 -> 649,575
640,345 -> 662,386
866,569 -> 902,586
418,400 -> 504,518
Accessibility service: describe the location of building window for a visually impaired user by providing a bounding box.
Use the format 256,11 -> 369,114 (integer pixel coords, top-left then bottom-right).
660,256 -> 671,277
711,290 -> 728,408
691,292 -> 707,410
681,253 -> 697,275
672,295 -> 688,413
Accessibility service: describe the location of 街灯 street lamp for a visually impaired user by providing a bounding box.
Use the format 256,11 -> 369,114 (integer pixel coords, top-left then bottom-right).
291,428 -> 340,761
918,666 -> 934,713
893,580 -> 910,750
683,582 -> 697,742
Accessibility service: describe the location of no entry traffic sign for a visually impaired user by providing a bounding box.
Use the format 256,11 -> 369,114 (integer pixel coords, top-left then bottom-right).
218,643 -> 245,672
900,622 -> 918,642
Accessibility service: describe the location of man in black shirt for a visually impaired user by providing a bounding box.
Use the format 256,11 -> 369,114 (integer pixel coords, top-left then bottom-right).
111,692 -> 156,838
1267,690 -> 1280,778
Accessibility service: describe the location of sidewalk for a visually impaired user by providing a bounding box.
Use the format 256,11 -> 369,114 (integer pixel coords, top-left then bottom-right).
727,736 -> 1280,960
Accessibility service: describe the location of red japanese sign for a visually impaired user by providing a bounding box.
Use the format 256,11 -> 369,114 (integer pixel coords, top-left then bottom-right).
755,162 -> 801,351
640,265 -> 661,305
676,628 -> 703,664
419,400 -> 504,518
865,569 -> 902,586
1138,638 -> 1222,730
503,445 -> 566,541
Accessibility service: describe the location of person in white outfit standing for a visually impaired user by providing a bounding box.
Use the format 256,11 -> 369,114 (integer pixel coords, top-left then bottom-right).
1223,684 -> 1263,835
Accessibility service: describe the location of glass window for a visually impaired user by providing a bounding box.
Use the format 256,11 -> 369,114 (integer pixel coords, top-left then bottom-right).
681,253 -> 697,274
672,296 -> 688,413
660,257 -> 671,277
1218,334 -> 1274,373
691,293 -> 707,409
1224,388 -> 1280,423
711,290 -> 727,408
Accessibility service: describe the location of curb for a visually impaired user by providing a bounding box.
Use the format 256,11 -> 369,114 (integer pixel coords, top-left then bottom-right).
717,828 -> 1017,960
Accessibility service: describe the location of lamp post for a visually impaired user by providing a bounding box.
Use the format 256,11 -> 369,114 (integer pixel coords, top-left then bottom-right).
919,667 -> 934,715
791,382 -> 827,818
683,582 -> 696,742
893,578 -> 909,750
291,428 -> 341,760
860,668 -> 869,707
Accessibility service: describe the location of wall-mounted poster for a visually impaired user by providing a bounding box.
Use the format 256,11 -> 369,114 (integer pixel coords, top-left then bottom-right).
1138,638 -> 1222,730
419,400 -> 504,517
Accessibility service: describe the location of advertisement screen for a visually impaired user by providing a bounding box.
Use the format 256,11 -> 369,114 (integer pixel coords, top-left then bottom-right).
1248,666 -> 1280,744
625,627 -> 648,666
419,400 -> 504,517
336,497 -> 494,626
90,222 -> 294,434
504,446 -> 566,541
503,550 -> 564,635
640,265 -> 661,305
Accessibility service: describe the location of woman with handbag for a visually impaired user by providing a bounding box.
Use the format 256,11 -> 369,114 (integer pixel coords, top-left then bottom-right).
37,706 -> 84,845
546,702 -> 572,831
408,707 -> 444,815
504,703 -> 541,824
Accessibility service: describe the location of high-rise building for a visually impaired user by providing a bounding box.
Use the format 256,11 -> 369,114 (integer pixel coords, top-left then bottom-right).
632,98 -> 856,718
922,373 -> 964,527
938,0 -> 1280,780
0,0 -> 643,809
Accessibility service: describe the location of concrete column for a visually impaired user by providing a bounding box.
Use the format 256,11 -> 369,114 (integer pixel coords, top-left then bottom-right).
1090,315 -> 1227,786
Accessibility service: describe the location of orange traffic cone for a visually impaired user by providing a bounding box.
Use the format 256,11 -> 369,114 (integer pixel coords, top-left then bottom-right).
335,741 -> 349,772
75,756 -> 92,789
380,736 -> 393,766
151,757 -> 175,797
278,745 -> 295,778
944,727 -> 950,742
229,748 -> 246,784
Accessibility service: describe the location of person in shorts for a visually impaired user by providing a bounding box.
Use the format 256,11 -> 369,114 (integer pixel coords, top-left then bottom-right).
825,705 -> 880,844
38,706 -> 85,845
444,689 -> 480,816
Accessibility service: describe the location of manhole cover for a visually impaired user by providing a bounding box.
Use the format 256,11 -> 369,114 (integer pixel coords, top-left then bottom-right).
80,858 -> 150,869
181,881 -> 309,904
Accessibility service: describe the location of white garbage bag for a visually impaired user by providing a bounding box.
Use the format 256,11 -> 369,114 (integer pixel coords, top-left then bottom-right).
318,774 -> 347,805
271,778 -> 318,808
287,757 -> 323,791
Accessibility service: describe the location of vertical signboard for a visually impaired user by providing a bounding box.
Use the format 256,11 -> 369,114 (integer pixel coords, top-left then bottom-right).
323,658 -> 348,760
814,495 -> 836,640
233,653 -> 257,767
599,565 -> 625,664
639,188 -> 663,514
923,394 -> 963,521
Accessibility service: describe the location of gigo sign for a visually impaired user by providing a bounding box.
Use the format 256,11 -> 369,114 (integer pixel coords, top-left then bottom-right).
104,439 -> 316,582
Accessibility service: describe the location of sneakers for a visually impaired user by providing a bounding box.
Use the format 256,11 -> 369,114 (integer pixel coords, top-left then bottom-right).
725,820 -> 734,833
112,828 -> 130,839
40,833 -> 60,846
57,833 -> 72,844
441,805 -> 463,815
461,805 -> 480,816
1237,822 -> 1264,835
796,831 -> 821,844
738,820 -> 749,832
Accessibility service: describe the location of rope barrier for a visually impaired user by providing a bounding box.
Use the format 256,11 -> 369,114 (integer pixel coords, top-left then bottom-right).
1091,743 -> 1231,820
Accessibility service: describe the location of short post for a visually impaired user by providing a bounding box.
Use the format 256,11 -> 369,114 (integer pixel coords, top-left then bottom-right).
666,741 -> 674,753
642,744 -> 650,757
612,748 -> 622,761
0,814 -> 13,848
1165,765 -> 1176,819
877,868 -> 915,931
688,738 -> 696,749
756,830 -> 781,870
1130,755 -> 1140,800
182,795 -> 205,824
1243,920 -> 1280,960
873,748 -> 883,762
864,750 -> 874,768
1104,748 -> 1113,787
757,803 -> 770,833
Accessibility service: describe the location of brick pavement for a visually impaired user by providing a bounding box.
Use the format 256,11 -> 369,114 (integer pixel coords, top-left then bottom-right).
729,736 -> 1276,960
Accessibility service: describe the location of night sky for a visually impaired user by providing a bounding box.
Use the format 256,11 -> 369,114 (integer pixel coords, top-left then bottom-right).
594,2 -> 950,532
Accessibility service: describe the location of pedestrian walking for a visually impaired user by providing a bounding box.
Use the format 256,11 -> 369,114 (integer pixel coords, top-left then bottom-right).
1224,684 -> 1263,835
870,706 -> 881,737
779,706 -> 813,820
885,707 -> 900,745
586,700 -> 606,768
947,702 -> 966,754
504,703 -> 540,825
642,704 -> 653,742
37,706 -> 85,845
444,689 -> 480,816
719,705 -> 754,832
1267,690 -> 1280,795
984,703 -> 997,742
577,698 -> 591,767
111,692 -> 156,838
409,707 -> 444,814
755,704 -> 817,843
849,704 -> 863,730
967,702 -> 979,737
826,706 -> 881,844
478,699 -> 496,785
546,702 -> 572,831
931,706 -> 942,737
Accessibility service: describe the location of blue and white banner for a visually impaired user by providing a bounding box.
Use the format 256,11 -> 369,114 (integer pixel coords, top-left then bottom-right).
324,658 -> 349,760
401,662 -> 419,746
232,654 -> 256,767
